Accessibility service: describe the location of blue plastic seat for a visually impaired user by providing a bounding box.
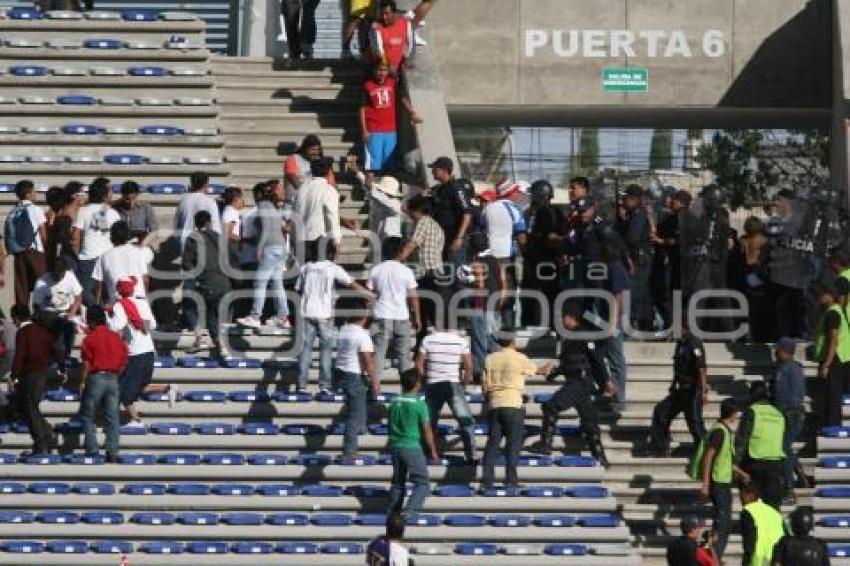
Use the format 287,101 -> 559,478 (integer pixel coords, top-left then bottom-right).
436,423 -> 456,435
129,67 -> 169,77
822,426 -> 850,437
277,542 -> 318,554
10,65 -> 50,76
21,453 -> 60,465
292,454 -> 332,466
377,454 -> 394,466
74,483 -> 115,495
91,541 -> 132,554
820,487 -> 850,497
830,546 -> 850,557
3,541 -> 44,553
0,511 -> 33,523
820,457 -> 850,468
14,423 -> 30,434
534,393 -> 552,404
224,358 -> 263,369
337,454 -> 377,466
578,514 -> 620,527
178,357 -> 220,368
555,455 -> 598,467
557,424 -> 581,435
490,514 -> 532,527
169,484 -> 210,496
64,454 -> 105,465
239,423 -> 279,435
212,484 -> 254,496
545,543 -> 588,556
354,514 -> 386,526
345,485 -> 388,497
326,424 -> 346,436
38,511 -> 79,524
57,95 -> 96,105
322,543 -> 363,554
139,124 -> 182,135
444,514 -> 486,527
312,514 -> 353,526
187,541 -> 227,554
273,391 -> 313,403
84,39 -> 123,49
184,390 -> 227,403
455,543 -> 498,556
222,513 -> 263,526
120,423 -> 148,435
523,486 -> 564,497
535,515 -> 577,527
369,423 -> 389,435
565,485 -> 609,498
0,184 -> 15,193
154,356 -> 176,368
257,484 -> 301,496
466,392 -> 484,404
316,391 -> 345,402
301,484 -> 343,497
283,424 -> 324,435
29,482 -> 70,494
195,423 -> 235,435
178,513 -> 219,525
46,541 -> 88,554
518,455 -> 551,467
407,515 -> 441,526
266,513 -> 308,526
248,454 -> 288,466
207,184 -> 227,195
54,421 -> 82,433
480,486 -> 521,497
232,542 -> 273,554
151,422 -> 192,435
8,7 -> 43,19
81,512 -> 123,525
147,183 -> 187,195
104,154 -> 145,165
0,453 -> 15,464
122,9 -> 159,21
61,125 -> 101,136
821,516 -> 850,527
160,453 -> 201,465
140,542 -> 185,554
229,391 -> 270,402
118,454 -> 157,465
132,512 -> 175,525
434,485 -> 475,497
124,483 -> 166,496
0,482 -> 25,494
472,423 -> 488,435
204,453 -> 245,466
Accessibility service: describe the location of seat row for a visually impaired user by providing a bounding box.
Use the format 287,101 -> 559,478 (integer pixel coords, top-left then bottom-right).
0,95 -> 212,105
0,154 -> 223,165
0,125 -> 216,136
0,481 -> 606,499
0,182 -> 224,194
1,37 -> 204,50
2,65 -> 206,77
3,8 -> 198,22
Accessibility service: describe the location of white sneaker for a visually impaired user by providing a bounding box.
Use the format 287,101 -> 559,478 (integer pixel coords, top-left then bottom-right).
167,386 -> 180,408
272,316 -> 292,329
236,315 -> 262,329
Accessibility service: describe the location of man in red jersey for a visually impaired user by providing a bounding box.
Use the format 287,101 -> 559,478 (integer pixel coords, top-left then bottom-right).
370,0 -> 435,73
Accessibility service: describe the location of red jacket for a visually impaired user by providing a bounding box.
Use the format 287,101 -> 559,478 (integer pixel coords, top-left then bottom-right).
81,325 -> 128,375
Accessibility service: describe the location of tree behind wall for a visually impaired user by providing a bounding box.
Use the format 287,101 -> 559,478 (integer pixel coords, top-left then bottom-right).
574,128 -> 600,175
649,128 -> 672,170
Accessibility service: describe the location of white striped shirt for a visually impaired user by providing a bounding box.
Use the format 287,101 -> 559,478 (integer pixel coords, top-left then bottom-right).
420,331 -> 469,384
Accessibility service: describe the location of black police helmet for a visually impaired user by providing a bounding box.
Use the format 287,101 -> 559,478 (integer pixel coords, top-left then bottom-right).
529,179 -> 554,205
789,506 -> 814,537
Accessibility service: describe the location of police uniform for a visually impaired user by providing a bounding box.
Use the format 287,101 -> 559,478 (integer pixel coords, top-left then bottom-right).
771,535 -> 830,565
736,400 -> 787,509
647,335 -> 707,454
528,326 -> 611,468
521,202 -> 564,327
814,301 -> 850,428
618,206 -> 653,330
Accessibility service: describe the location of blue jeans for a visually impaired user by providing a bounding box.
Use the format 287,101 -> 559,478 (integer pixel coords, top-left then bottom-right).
783,409 -> 805,487
297,318 -> 335,390
251,245 -> 289,317
76,258 -> 97,307
387,446 -> 430,518
340,369 -> 368,454
372,318 -> 414,375
606,332 -> 626,409
425,381 -> 476,461
469,311 -> 499,379
710,482 -> 732,559
80,372 -> 120,457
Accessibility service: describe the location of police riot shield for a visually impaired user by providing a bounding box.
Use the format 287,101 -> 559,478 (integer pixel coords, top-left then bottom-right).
679,192 -> 729,297
766,197 -> 811,291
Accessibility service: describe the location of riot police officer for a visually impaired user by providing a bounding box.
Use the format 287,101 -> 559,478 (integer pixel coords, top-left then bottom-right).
564,197 -> 627,290
646,322 -> 707,455
617,184 -> 654,331
765,189 -> 808,339
770,506 -> 830,565
522,179 -> 564,327
801,186 -> 844,338
528,303 -> 617,468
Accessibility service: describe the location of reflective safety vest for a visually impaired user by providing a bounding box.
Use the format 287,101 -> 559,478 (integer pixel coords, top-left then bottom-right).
748,403 -> 785,461
710,422 -> 733,483
814,304 -> 850,363
745,499 -> 785,566
840,267 -> 850,284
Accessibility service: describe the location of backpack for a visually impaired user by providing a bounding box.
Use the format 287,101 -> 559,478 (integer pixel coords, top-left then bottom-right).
3,203 -> 35,254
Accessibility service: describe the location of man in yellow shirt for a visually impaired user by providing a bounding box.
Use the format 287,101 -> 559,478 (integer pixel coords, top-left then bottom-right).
480,333 -> 550,489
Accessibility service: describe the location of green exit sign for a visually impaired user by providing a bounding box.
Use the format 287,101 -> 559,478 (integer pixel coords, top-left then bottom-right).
602,67 -> 649,92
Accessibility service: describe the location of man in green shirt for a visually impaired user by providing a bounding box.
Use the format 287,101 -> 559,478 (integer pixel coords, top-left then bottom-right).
387,369 -> 439,518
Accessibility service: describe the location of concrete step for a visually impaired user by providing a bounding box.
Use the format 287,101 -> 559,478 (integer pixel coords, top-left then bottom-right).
217,97 -> 358,112
219,112 -> 358,131
216,83 -> 359,101
0,47 -> 210,62
222,129 -> 354,145
214,71 -> 359,88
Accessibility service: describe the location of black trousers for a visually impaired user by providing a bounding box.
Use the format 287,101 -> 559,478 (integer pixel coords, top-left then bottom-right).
824,362 -> 850,428
17,370 -> 53,453
281,0 -> 319,58
542,378 -> 600,444
709,481 -> 732,559
744,459 -> 785,509
648,387 -> 705,450
481,407 -> 525,486
771,283 -> 804,339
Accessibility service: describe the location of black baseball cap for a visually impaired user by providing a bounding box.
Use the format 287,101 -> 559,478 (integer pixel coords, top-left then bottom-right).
427,156 -> 454,174
680,515 -> 705,533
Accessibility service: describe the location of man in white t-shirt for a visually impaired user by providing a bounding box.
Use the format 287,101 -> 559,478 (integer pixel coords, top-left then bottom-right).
336,301 -> 379,457
32,256 -> 82,355
4,180 -> 47,307
366,512 -> 410,566
72,177 -> 121,307
416,320 -> 475,463
368,237 -> 421,377
295,239 -> 372,392
92,222 -> 150,305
